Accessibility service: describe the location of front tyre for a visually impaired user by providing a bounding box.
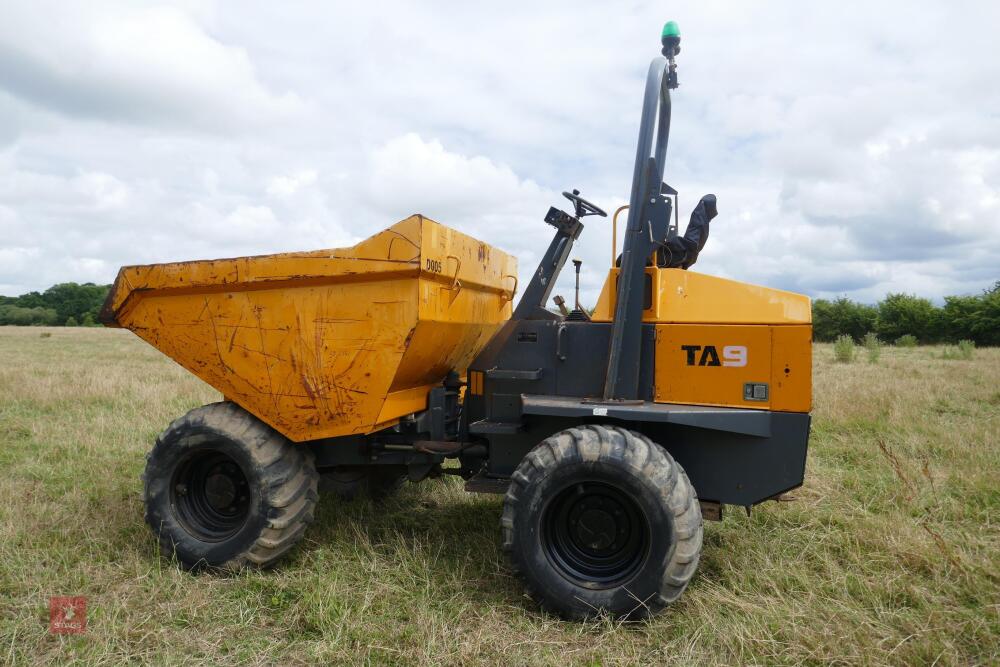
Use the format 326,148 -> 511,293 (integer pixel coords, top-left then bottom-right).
502,425 -> 702,620
143,402 -> 319,570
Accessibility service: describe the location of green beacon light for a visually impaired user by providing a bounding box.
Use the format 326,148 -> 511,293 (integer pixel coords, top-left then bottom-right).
661,21 -> 681,57
661,21 -> 681,89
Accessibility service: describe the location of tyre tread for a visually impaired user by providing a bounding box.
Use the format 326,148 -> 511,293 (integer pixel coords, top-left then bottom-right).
502,425 -> 703,620
143,401 -> 318,571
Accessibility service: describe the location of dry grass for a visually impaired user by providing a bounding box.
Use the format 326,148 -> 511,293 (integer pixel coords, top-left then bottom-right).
0,326 -> 998,666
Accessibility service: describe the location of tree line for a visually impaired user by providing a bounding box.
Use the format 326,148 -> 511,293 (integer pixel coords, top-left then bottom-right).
813,282 -> 999,346
1,280 -> 998,344
0,282 -> 111,327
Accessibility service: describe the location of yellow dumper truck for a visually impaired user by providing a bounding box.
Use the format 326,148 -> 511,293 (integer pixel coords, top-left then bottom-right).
102,22 -> 811,619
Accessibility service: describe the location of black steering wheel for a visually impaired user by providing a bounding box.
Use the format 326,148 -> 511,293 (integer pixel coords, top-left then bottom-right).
563,190 -> 607,219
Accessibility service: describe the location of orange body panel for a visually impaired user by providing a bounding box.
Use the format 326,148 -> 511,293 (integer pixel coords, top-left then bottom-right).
101,216 -> 516,441
591,267 -> 811,324
592,266 -> 812,412
654,324 -> 812,412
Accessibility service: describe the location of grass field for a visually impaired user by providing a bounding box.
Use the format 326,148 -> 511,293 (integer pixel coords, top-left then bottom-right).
0,326 -> 997,665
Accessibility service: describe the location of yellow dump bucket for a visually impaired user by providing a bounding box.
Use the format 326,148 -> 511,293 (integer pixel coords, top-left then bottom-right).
101,215 -> 517,441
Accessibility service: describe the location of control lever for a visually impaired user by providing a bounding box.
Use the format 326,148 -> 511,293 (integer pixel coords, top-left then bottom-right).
573,260 -> 583,311
565,259 -> 591,321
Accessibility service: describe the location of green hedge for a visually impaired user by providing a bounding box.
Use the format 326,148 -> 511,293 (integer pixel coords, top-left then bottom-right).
812,282 -> 999,346
0,283 -> 110,326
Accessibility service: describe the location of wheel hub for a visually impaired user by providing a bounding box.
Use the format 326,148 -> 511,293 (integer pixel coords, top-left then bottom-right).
205,469 -> 238,510
543,481 -> 650,588
172,450 -> 251,542
575,508 -> 617,551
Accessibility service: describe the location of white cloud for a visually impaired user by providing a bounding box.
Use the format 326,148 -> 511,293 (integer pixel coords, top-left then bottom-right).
72,171 -> 130,210
0,245 -> 40,267
266,170 -> 317,198
0,1 -> 304,130
367,134 -> 548,218
223,204 -> 279,235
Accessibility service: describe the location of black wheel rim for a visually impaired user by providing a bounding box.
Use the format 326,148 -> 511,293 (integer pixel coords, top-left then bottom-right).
171,449 -> 252,542
542,480 -> 650,588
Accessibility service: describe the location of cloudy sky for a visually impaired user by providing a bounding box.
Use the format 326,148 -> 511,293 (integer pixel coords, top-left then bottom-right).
1,1 -> 998,305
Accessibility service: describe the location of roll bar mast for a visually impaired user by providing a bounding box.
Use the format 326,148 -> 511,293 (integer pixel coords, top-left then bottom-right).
603,23 -> 682,400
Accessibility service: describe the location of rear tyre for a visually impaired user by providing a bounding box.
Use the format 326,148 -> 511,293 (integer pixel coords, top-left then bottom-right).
143,402 -> 319,570
502,425 -> 702,620
319,466 -> 408,501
